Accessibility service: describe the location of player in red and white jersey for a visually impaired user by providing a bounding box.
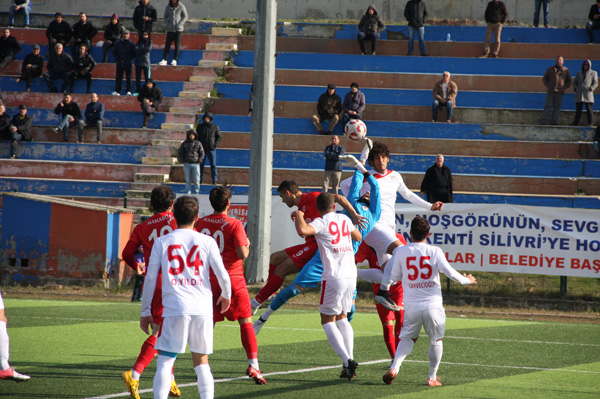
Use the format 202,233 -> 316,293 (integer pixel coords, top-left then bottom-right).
295,192 -> 362,381
195,186 -> 266,385
121,185 -> 180,399
0,292 -> 30,383
141,195 -> 232,399
380,216 -> 476,387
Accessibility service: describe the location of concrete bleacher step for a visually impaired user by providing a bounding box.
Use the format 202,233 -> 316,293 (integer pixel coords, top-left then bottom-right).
161,122 -> 194,130
133,173 -> 169,183
198,60 -> 228,67
205,42 -> 238,51
142,157 -> 177,166
211,27 -> 242,36
24,126 -> 185,145
169,107 -> 202,114
178,91 -> 210,99
189,75 -> 218,83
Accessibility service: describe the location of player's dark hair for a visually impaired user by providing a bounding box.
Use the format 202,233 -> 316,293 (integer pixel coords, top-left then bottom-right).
367,141 -> 391,166
316,192 -> 335,213
411,216 -> 430,241
173,195 -> 199,226
149,185 -> 175,214
209,186 -> 232,213
277,180 -> 300,194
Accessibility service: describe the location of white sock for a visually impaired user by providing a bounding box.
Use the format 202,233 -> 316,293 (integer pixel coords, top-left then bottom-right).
261,306 -> 274,321
0,321 -> 9,370
322,322 -> 350,366
358,268 -> 383,283
195,363 -> 214,399
336,318 -> 354,359
356,163 -> 368,174
153,355 -> 175,399
390,338 -> 414,371
428,341 -> 443,380
248,358 -> 259,370
131,369 -> 141,380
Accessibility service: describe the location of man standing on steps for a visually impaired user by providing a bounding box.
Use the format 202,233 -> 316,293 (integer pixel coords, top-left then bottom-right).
195,112 -> 221,185
133,0 -> 158,38
542,56 -> 572,125
404,0 -> 429,56
481,0 -> 507,58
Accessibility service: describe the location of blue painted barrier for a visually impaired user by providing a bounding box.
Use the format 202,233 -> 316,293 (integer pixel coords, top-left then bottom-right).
0,178 -> 131,198
0,141 -> 147,163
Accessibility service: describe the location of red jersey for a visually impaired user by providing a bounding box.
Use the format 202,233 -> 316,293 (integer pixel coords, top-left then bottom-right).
195,213 -> 249,278
122,211 -> 177,271
297,191 -> 321,244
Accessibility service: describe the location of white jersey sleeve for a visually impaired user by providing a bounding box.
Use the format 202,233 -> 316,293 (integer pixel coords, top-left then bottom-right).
393,172 -> 432,210
340,176 -> 352,197
433,247 -> 472,285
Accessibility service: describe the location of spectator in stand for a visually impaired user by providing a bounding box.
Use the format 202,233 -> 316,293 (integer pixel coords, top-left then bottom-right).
357,5 -> 385,55
421,154 -> 453,203
112,29 -> 136,96
404,0 -> 429,56
133,0 -> 158,38
102,13 -> 124,63
542,56 -> 572,125
533,0 -> 550,28
0,28 -> 21,70
178,129 -> 205,194
18,44 -> 43,92
77,92 -> 104,143
53,93 -> 81,142
312,84 -> 342,135
46,12 -> 72,55
432,71 -> 458,123
70,12 -> 98,56
587,1 -> 600,43
7,104 -> 31,159
159,0 -> 188,66
342,82 -> 366,126
322,134 -> 345,194
43,43 -> 73,93
138,79 -> 162,128
135,31 -> 152,94
69,44 -> 96,94
481,0 -> 507,58
8,0 -> 31,28
195,112 -> 221,184
594,125 -> 600,154
572,60 -> 598,127
0,104 -> 10,142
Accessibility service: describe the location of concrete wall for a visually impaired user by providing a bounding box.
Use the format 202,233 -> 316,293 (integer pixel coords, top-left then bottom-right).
14,0 -> 590,27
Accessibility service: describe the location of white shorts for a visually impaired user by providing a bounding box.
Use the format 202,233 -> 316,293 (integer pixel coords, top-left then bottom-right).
364,223 -> 400,266
0,292 -> 4,310
156,315 -> 213,355
319,278 -> 356,316
399,306 -> 446,344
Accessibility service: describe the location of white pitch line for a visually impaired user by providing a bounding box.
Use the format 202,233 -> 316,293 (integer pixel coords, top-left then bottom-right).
444,335 -> 600,347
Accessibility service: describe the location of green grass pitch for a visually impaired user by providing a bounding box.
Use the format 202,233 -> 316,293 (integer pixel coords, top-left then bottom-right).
0,298 -> 598,398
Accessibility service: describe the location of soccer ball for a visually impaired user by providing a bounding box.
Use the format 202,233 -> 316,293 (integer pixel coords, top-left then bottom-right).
344,119 -> 367,141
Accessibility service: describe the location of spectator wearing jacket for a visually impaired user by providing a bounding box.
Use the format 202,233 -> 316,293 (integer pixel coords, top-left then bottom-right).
587,1 -> 600,43
158,0 -> 188,66
138,79 -> 162,128
322,135 -> 345,194
0,28 -> 21,70
178,129 -> 205,194
195,112 -> 221,184
481,0 -> 507,58
0,104 -> 10,141
432,71 -> 458,123
135,31 -> 152,93
133,0 -> 158,38
18,44 -> 43,92
70,12 -> 98,56
542,56 -> 572,125
53,93 -> 81,142
312,84 -> 343,135
46,12 -> 72,55
404,0 -> 429,56
357,4 -> 385,55
102,13 -> 124,62
420,154 -> 453,203
68,44 -> 96,93
8,0 -> 31,28
112,29 -> 136,96
43,43 -> 73,93
342,82 -> 366,126
7,104 -> 31,159
77,93 -> 104,143
571,60 -> 598,127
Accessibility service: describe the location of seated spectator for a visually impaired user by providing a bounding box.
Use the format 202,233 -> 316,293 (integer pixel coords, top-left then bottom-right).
177,129 -> 205,194
342,82 -> 366,126
432,71 -> 457,123
138,79 -> 162,128
133,0 -> 158,38
7,104 -> 31,159
0,103 -> 10,141
112,29 -> 135,96
70,12 -> 98,56
357,5 -> 385,55
158,0 -> 188,66
8,0 -> 31,28
43,43 -> 73,93
135,31 -> 152,94
18,44 -> 43,92
0,28 -> 21,70
77,92 -> 104,143
69,44 -> 96,94
587,0 -> 600,43
53,93 -> 81,142
102,13 -> 124,63
46,12 -> 72,55
311,84 -> 342,135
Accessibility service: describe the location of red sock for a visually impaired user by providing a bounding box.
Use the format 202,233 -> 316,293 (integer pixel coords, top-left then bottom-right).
255,274 -> 284,303
394,311 -> 404,349
239,322 -> 258,360
132,335 -> 157,375
268,263 -> 277,276
382,323 -> 396,357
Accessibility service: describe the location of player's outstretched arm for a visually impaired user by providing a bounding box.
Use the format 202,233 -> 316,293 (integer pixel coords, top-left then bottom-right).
431,201 -> 444,211
464,273 -> 477,284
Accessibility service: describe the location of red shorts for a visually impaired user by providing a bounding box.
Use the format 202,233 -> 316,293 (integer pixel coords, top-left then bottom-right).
211,275 -> 252,322
284,241 -> 318,269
